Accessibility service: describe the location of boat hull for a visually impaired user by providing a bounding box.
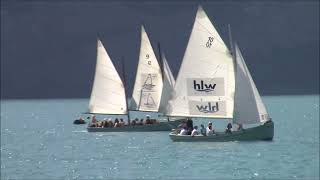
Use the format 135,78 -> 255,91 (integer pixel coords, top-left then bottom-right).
73,119 -> 86,124
87,120 -> 182,132
169,121 -> 274,142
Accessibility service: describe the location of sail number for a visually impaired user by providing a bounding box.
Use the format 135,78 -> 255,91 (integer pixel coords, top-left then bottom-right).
206,37 -> 214,48
146,54 -> 151,65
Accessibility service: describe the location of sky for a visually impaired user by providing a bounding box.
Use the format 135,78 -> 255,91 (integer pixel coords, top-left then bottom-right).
1,0 -> 319,99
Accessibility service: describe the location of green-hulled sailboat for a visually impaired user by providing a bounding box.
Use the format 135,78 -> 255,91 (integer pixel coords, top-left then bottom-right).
168,6 -> 274,142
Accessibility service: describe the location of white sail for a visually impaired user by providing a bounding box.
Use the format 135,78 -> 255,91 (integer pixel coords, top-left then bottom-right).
159,53 -> 176,113
233,44 -> 268,124
131,26 -> 163,112
166,6 -> 235,118
88,39 -> 127,114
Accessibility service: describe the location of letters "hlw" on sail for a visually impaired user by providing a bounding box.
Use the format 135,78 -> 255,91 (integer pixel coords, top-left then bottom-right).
193,80 -> 216,92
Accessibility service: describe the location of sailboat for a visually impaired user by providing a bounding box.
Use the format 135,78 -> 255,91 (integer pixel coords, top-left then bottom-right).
82,39 -> 129,131
168,6 -> 274,141
130,25 -> 163,112
121,25 -> 182,130
87,28 -> 180,132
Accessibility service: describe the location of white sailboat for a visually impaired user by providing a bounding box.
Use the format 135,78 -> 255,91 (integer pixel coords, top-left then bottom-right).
131,26 -> 163,112
166,6 -> 235,119
81,39 -> 128,129
169,6 -> 273,141
88,39 -> 128,115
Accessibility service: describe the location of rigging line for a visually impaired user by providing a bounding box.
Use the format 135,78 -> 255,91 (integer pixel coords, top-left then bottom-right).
101,90 -> 126,97
97,61 -> 121,72
95,75 -> 124,86
197,54 -> 231,65
198,43 -> 230,55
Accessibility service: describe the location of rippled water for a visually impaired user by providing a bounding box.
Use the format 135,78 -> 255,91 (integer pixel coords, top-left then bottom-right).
1,96 -> 319,179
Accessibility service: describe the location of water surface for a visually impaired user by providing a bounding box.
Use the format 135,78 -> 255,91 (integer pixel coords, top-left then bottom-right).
1,96 -> 319,179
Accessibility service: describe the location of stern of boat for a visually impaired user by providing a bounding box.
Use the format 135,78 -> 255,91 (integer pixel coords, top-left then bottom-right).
262,120 -> 274,141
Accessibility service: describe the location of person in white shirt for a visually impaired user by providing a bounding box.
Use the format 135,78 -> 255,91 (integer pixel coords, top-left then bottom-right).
191,126 -> 199,136
206,122 -> 215,136
179,127 -> 188,135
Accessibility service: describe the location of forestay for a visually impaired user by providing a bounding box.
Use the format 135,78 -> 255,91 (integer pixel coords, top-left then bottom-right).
233,44 -> 269,124
131,26 -> 163,112
166,6 -> 235,118
159,53 -> 176,113
88,39 -> 127,114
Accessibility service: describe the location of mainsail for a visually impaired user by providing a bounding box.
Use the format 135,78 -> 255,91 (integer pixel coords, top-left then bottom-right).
166,6 -> 235,118
131,26 -> 163,112
233,44 -> 268,124
159,53 -> 176,113
88,39 -> 127,114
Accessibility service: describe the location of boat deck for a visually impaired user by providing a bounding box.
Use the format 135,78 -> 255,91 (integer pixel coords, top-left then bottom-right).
169,121 -> 274,142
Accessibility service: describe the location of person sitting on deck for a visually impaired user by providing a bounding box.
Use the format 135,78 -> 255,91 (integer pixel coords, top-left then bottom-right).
237,123 -> 243,131
92,115 -> 97,124
114,118 -> 120,128
186,118 -> 193,135
145,115 -> 151,124
119,119 -> 125,127
138,119 -> 144,125
107,119 -> 113,127
178,120 -> 187,129
131,119 -> 137,126
191,126 -> 199,137
225,123 -> 232,134
103,119 -> 109,128
179,127 -> 188,135
200,124 -> 206,136
78,117 -> 84,122
206,122 -> 215,136
100,121 -> 105,128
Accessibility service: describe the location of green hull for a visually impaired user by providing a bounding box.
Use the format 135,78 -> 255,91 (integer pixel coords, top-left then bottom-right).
169,121 -> 274,142
87,120 -> 182,132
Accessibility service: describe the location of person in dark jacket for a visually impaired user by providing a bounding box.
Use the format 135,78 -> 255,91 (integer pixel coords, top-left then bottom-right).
186,118 -> 193,135
225,123 -> 232,134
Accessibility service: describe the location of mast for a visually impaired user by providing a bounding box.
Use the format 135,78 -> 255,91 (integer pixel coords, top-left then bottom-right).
228,24 -> 237,124
228,24 -> 235,57
121,56 -> 131,124
157,42 -> 164,80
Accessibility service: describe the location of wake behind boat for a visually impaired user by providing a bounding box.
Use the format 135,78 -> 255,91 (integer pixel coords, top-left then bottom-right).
167,6 -> 274,142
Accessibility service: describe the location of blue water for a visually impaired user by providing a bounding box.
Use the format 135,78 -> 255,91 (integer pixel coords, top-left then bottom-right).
1,96 -> 319,179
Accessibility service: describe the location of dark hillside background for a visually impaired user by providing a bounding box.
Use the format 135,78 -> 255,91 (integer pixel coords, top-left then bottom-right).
1,1 -> 319,99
